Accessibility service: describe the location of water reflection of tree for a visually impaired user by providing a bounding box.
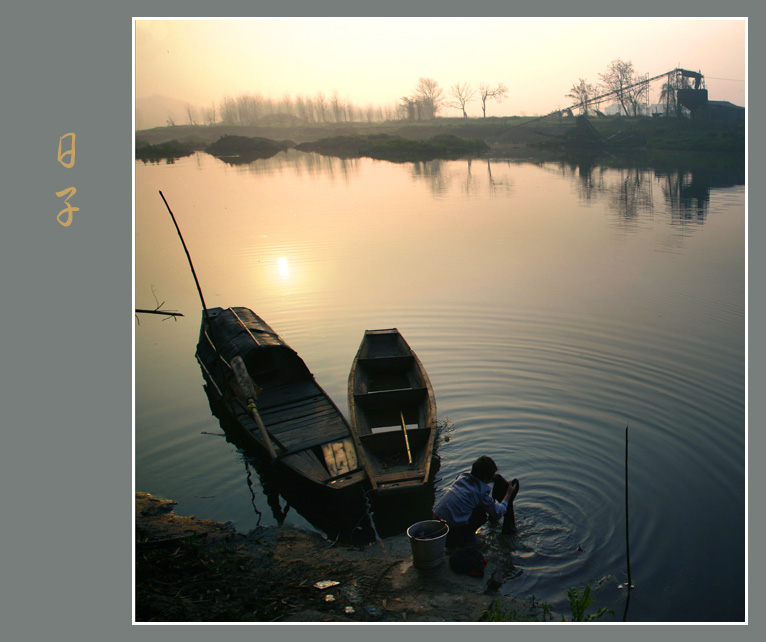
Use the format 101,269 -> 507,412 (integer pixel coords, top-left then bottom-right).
485,160 -> 514,197
408,158 -> 515,198
561,156 -> 743,228
411,159 -> 450,195
563,158 -> 607,203
224,149 -> 362,182
610,168 -> 654,221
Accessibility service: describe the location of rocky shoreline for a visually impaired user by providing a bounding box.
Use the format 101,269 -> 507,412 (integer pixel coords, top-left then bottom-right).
134,492 -> 540,623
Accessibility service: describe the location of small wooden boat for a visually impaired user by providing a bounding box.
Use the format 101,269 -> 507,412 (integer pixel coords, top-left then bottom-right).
195,307 -> 367,494
348,329 -> 437,494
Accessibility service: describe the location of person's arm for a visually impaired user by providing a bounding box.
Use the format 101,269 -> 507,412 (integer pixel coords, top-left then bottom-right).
482,477 -> 514,520
503,478 -> 519,503
501,480 -> 519,535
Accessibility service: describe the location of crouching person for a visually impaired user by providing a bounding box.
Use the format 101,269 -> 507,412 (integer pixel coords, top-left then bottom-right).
432,455 -> 519,548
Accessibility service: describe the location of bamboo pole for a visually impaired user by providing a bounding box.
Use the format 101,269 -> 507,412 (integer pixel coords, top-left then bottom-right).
400,412 -> 413,465
159,191 -> 210,316
135,309 -> 184,318
623,423 -> 633,622
231,356 -> 278,460
625,423 -> 632,590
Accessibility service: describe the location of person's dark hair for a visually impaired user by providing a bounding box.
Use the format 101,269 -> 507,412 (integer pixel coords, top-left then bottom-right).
471,456 -> 497,481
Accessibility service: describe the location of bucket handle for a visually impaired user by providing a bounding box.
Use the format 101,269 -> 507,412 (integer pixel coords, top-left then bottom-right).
414,520 -> 449,540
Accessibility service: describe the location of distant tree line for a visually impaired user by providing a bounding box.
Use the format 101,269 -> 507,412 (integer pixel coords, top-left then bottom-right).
176,77 -> 510,127
173,59 -> 706,129
177,91 -> 394,128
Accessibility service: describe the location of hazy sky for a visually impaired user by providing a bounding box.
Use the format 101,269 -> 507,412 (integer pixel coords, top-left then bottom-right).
134,18 -> 746,119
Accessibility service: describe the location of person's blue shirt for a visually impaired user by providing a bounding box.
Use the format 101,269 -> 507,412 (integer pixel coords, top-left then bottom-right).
433,471 -> 508,526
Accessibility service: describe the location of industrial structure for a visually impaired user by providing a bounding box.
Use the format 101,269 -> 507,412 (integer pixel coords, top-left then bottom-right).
566,67 -> 744,123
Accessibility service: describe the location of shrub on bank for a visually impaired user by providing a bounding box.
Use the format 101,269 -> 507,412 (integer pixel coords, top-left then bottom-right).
296,133 -> 489,161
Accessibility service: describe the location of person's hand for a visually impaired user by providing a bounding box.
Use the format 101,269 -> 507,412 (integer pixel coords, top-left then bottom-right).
505,478 -> 519,501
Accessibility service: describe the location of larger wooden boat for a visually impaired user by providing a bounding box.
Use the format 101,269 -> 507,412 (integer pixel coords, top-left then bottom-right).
195,307 -> 367,494
348,329 -> 437,494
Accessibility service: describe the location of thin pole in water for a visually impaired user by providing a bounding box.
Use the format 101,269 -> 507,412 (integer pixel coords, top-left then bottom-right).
159,190 -> 210,314
158,191 -> 222,377
623,423 -> 633,621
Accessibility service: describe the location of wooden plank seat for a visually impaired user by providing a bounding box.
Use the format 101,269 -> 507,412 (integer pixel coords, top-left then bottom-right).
355,355 -> 414,372
256,380 -> 323,411
353,387 -> 427,411
375,470 -> 426,484
252,382 -> 351,455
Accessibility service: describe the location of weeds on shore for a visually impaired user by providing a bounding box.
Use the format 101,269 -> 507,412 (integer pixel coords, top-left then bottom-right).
567,581 -> 615,622
481,581 -> 614,622
480,595 -> 554,622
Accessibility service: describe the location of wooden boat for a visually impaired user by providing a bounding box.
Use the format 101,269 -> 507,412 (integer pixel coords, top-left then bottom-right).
348,329 -> 437,494
195,307 -> 367,494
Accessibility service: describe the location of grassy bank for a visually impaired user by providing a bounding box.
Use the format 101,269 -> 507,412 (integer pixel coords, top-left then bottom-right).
135,116 -> 744,168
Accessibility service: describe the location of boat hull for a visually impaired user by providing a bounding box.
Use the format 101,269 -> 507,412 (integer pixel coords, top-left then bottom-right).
195,307 -> 368,494
348,329 -> 437,495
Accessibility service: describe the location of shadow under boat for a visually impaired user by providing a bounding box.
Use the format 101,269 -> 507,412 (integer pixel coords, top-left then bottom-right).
203,389 -> 377,544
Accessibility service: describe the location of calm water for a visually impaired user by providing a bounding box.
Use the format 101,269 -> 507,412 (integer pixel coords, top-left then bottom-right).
134,149 -> 745,622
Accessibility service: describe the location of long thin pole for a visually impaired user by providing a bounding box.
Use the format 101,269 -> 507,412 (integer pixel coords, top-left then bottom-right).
623,423 -> 633,621
158,190 -> 222,366
625,423 -> 632,587
159,190 -> 209,314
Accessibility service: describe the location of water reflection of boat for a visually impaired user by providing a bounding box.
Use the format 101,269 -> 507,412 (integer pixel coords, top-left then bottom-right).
195,307 -> 368,496
204,395 -> 378,544
348,329 -> 438,495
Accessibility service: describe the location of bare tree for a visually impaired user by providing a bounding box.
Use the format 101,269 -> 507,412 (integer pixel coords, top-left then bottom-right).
478,82 -> 508,117
330,90 -> 343,122
399,96 -> 417,120
280,93 -> 294,117
599,59 -> 647,116
315,91 -> 327,123
566,78 -> 597,115
235,94 -> 261,125
294,95 -> 309,122
184,103 -> 198,126
302,96 -> 316,123
202,101 -> 217,126
219,96 -> 237,124
414,77 -> 444,119
448,82 -> 476,118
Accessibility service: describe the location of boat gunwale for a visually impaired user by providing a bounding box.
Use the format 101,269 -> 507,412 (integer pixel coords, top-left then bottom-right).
347,328 -> 437,493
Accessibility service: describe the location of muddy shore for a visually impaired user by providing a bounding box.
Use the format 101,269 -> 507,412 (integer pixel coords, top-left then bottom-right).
135,492 -> 543,623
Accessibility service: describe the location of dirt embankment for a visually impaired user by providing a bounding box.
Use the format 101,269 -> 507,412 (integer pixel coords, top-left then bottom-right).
135,492 -> 539,623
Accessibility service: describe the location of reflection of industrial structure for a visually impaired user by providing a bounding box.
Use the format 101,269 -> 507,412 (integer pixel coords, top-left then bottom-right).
569,67 -> 744,123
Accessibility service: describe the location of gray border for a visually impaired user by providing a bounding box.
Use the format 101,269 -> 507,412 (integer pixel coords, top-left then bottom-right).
1,2 -> 755,642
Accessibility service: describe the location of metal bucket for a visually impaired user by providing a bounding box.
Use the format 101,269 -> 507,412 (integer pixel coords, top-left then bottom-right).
406,520 -> 449,569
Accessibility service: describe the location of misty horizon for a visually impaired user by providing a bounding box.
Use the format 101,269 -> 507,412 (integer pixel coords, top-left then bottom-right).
135,19 -> 746,130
